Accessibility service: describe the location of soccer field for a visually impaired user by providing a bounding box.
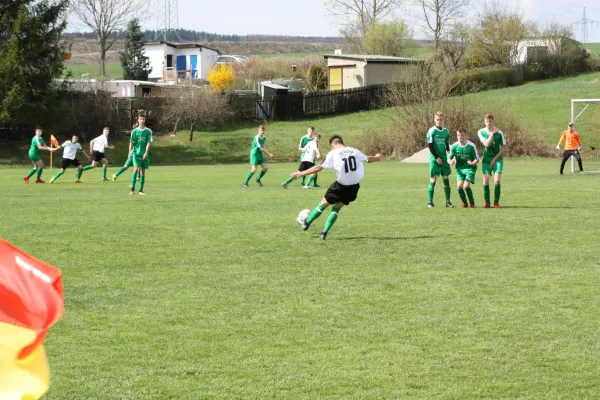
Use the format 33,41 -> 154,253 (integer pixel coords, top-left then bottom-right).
2,161 -> 600,399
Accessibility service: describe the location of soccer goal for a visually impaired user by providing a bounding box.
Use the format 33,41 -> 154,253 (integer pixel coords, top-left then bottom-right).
571,99 -> 600,173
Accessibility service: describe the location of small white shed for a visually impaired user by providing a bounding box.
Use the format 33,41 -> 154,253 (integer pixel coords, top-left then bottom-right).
514,36 -> 582,64
143,41 -> 220,82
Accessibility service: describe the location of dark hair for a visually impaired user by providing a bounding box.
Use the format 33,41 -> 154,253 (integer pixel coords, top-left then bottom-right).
258,125 -> 265,130
457,127 -> 467,134
72,134 -> 79,138
35,127 -> 43,131
314,132 -> 321,138
329,135 -> 344,145
103,126 -> 110,130
485,113 -> 495,120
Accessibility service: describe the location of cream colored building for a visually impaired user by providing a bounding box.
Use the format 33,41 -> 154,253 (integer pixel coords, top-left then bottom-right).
324,54 -> 422,90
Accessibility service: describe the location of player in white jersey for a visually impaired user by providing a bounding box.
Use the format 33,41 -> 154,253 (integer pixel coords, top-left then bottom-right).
291,135 -> 382,240
49,135 -> 91,183
282,133 -> 321,189
78,127 -> 115,181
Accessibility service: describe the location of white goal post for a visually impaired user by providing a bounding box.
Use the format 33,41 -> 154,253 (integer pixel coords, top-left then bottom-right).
570,99 -> 600,173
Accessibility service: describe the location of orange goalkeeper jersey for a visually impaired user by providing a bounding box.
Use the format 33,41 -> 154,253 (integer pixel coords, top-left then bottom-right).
559,130 -> 581,150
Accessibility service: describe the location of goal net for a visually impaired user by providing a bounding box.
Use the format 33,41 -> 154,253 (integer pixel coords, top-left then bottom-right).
571,99 -> 600,173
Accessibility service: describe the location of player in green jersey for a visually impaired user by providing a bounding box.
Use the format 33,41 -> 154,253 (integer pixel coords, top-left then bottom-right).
243,125 -> 274,187
298,126 -> 319,187
449,127 -> 479,208
477,113 -> 506,208
426,111 -> 454,208
128,115 -> 152,195
23,128 -> 59,184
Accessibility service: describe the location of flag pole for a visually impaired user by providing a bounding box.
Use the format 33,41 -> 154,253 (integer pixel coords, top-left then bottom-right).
50,145 -> 53,170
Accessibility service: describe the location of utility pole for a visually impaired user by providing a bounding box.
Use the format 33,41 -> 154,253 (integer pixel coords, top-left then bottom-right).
572,7 -> 598,44
154,0 -> 181,41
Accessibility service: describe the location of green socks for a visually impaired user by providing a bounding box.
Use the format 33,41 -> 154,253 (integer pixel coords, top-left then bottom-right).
323,207 -> 340,233
139,175 -> 145,191
494,184 -> 501,204
244,171 -> 254,185
428,181 -> 436,203
131,171 -> 137,191
256,170 -> 266,181
313,175 -> 318,186
52,170 -> 64,181
458,188 -> 467,205
483,184 -> 491,205
36,168 -> 43,179
306,204 -> 325,225
301,176 -> 306,185
443,178 -> 451,202
82,165 -> 93,171
76,168 -> 83,179
305,176 -> 314,187
466,187 -> 475,205
27,168 -> 36,178
115,166 -> 127,177
283,177 -> 294,185
102,165 -> 107,178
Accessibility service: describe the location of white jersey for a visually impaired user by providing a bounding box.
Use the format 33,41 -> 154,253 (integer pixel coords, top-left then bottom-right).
301,141 -> 318,163
61,141 -> 82,160
321,147 -> 369,186
92,135 -> 109,152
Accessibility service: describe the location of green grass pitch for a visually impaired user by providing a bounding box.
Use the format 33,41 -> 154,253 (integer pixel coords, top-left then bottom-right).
2,160 -> 600,398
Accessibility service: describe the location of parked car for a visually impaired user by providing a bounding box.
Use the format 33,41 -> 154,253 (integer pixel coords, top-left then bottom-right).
217,55 -> 249,65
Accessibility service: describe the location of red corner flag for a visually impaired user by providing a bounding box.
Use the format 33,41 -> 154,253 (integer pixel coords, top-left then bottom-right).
0,239 -> 64,399
50,134 -> 59,148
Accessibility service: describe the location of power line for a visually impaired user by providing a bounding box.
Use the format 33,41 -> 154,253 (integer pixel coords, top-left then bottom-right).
572,7 -> 599,43
154,0 -> 180,41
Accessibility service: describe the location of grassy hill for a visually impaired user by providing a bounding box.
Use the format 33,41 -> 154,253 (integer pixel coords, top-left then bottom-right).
584,43 -> 600,58
5,71 -> 600,166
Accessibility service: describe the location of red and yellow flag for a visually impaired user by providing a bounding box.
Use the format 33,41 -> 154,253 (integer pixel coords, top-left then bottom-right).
0,239 -> 64,400
49,134 -> 59,148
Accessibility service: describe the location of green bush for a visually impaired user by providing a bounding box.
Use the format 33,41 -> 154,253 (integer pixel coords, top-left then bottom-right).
448,67 -> 517,95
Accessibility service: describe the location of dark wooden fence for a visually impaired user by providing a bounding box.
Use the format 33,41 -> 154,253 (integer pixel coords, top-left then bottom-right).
255,84 -> 388,121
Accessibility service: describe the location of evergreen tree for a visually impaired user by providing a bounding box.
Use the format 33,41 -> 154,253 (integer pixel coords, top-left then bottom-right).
0,0 -> 69,126
120,19 -> 151,81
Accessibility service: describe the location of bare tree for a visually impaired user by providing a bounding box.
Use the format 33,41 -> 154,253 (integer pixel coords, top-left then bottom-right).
71,0 -> 144,76
162,88 -> 232,142
436,24 -> 471,71
326,0 -> 404,36
416,0 -> 469,50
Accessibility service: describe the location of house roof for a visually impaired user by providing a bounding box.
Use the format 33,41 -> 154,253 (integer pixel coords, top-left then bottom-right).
522,36 -> 582,45
261,82 -> 289,90
143,41 -> 221,53
324,54 -> 421,63
108,80 -> 177,87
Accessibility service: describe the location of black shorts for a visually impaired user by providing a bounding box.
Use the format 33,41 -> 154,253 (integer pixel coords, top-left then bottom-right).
61,158 -> 81,169
92,151 -> 105,162
298,161 -> 315,172
325,181 -> 360,205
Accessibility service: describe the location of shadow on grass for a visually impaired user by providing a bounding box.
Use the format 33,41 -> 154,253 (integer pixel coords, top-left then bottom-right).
500,205 -> 576,209
332,235 -> 439,241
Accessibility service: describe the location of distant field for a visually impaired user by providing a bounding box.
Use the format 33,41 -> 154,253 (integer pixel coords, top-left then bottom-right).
65,62 -> 123,79
584,43 -> 600,58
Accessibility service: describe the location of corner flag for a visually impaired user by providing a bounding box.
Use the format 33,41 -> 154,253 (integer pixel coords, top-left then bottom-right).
50,134 -> 59,148
0,239 -> 64,400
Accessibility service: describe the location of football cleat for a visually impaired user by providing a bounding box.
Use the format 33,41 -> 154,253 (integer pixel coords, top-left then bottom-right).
103,177 -> 110,181
23,176 -> 29,184
470,204 -> 476,208
319,232 -> 328,240
446,202 -> 454,208
494,203 -> 500,208
256,180 -> 263,187
461,204 -> 468,208
303,186 -> 311,189
112,174 -> 117,182
580,171 -> 586,175
75,179 -> 83,183
313,184 -> 321,188
242,184 -> 249,188
484,204 -> 491,208
35,179 -> 45,184
129,190 -> 135,195
138,191 -> 145,196
50,177 -> 56,184
282,183 -> 288,189
427,202 -> 434,208
296,216 -> 309,231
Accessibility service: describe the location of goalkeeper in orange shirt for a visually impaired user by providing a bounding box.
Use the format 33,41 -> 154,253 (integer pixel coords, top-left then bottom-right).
556,122 -> 584,175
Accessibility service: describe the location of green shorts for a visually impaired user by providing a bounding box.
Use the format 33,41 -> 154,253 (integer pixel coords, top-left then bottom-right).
456,167 -> 477,184
482,159 -> 503,175
132,156 -> 149,169
250,155 -> 266,166
429,161 -> 451,178
124,157 -> 134,168
29,153 -> 41,163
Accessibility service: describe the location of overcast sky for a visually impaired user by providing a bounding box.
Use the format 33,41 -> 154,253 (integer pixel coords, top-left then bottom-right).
69,0 -> 600,42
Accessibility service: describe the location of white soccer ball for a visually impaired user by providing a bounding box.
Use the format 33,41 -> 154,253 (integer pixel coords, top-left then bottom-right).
298,209 -> 310,222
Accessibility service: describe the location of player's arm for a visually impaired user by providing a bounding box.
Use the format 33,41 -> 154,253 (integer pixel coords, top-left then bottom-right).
576,134 -> 582,150
143,141 -> 150,159
315,147 -> 321,160
556,132 -> 565,150
367,153 -> 382,163
448,147 -> 456,165
479,130 -> 495,148
298,138 -> 304,152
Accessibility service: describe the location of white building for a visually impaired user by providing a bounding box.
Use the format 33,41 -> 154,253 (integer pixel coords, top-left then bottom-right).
514,36 -> 582,64
143,41 -> 220,82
